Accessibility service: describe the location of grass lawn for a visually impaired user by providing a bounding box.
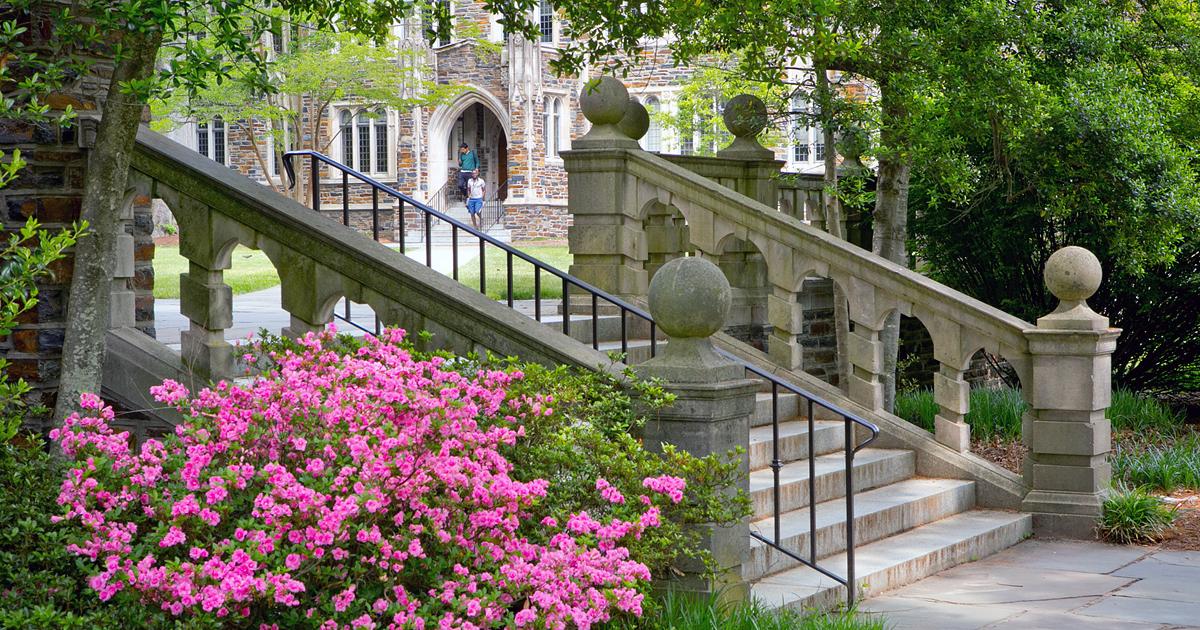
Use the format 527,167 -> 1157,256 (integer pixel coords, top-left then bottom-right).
456,244 -> 573,301
152,245 -> 281,299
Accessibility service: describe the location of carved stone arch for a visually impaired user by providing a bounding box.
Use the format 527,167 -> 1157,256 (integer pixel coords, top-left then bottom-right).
910,306 -> 967,371
274,247 -> 344,330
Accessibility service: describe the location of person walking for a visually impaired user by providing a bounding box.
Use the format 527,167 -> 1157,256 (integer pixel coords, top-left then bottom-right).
466,169 -> 486,230
457,143 -> 478,197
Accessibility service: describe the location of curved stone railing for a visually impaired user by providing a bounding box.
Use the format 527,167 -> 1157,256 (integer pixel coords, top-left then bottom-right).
566,78 -> 1117,535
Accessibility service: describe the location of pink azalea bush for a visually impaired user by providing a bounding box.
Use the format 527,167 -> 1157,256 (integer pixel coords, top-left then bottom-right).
51,328 -> 692,629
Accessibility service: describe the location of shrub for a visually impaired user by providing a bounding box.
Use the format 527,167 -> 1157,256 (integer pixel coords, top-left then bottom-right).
52,328 -> 701,628
1112,433 -> 1200,492
493,360 -> 750,580
1099,485 -> 1178,545
601,590 -> 887,630
0,440 -> 148,629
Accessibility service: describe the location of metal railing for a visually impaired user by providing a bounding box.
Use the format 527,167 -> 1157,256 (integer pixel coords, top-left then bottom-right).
734,356 -> 879,605
284,149 -> 879,605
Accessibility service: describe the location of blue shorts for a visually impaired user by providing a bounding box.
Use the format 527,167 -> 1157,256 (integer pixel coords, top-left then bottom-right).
467,198 -> 483,214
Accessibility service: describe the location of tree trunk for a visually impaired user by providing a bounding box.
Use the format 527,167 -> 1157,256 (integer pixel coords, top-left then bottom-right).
53,30 -> 163,423
815,64 -> 852,392
871,82 -> 911,412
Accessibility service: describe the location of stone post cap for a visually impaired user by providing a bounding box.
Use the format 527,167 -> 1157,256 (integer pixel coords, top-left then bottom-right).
717,94 -> 774,160
638,256 -> 744,382
1038,246 -> 1109,330
575,76 -> 640,149
649,256 -> 731,338
617,97 -> 650,142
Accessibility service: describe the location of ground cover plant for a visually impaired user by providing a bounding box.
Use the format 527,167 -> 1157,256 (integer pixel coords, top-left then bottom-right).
1099,485 -> 1178,545
152,245 -> 280,299
48,327 -> 748,628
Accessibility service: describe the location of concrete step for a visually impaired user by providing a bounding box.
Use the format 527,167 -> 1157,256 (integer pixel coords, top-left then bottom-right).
752,391 -> 802,428
751,510 -> 1032,612
744,478 -> 976,581
749,420 -> 844,470
748,449 -> 915,520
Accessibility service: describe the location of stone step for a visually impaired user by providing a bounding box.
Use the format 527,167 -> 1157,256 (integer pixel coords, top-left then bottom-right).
752,391 -> 801,428
751,510 -> 1032,612
744,478 -> 977,581
748,420 -> 844,470
749,449 -> 915,520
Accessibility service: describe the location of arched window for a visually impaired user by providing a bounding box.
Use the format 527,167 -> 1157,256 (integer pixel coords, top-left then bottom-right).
196,116 -> 227,165
356,112 -> 371,170
539,0 -> 554,43
340,110 -> 353,166
374,109 -> 389,172
643,96 -> 661,152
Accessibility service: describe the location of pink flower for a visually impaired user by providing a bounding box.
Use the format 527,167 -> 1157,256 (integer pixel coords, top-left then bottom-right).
159,526 -> 186,548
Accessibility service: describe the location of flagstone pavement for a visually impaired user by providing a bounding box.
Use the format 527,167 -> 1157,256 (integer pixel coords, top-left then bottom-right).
859,539 -> 1200,629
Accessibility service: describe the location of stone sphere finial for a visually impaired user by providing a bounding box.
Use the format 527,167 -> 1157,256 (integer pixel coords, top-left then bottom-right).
617,97 -> 650,141
722,94 -> 768,138
1045,246 -> 1102,303
580,76 -> 630,126
647,257 -> 731,339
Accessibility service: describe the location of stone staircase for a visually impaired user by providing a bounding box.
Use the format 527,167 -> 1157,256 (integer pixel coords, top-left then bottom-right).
542,308 -> 1031,609
119,131 -> 1056,616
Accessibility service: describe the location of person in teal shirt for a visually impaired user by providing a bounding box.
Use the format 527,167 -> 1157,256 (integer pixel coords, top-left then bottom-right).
457,143 -> 478,196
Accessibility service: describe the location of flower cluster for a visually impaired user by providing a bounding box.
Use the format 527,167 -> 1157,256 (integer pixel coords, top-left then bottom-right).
52,328 -> 685,629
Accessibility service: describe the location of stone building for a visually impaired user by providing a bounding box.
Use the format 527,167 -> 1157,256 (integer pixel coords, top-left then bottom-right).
160,2 -> 832,241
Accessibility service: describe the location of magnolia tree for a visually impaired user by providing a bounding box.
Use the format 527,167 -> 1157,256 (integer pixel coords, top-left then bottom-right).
51,328 -> 707,628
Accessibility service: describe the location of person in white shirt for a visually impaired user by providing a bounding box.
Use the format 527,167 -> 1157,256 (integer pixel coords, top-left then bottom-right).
466,170 -> 486,230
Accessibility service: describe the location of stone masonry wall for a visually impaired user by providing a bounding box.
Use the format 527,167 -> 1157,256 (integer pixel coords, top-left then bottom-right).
0,5 -> 158,431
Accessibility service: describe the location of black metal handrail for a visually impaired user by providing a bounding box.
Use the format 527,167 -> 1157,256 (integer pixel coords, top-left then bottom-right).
283,150 -> 659,354
731,352 -> 879,605
284,149 -> 880,605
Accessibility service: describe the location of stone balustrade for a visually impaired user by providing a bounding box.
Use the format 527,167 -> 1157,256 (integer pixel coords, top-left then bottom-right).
564,78 -> 1119,534
109,129 -> 612,395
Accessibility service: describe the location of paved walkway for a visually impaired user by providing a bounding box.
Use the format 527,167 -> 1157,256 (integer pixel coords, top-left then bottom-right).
860,540 -> 1200,629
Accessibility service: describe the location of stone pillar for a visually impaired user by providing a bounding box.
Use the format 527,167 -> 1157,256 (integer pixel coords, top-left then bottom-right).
1021,246 -> 1119,538
178,261 -> 234,380
563,78 -> 647,303
767,284 -> 804,370
633,256 -> 757,599
847,319 -> 886,412
933,363 -> 970,452
716,94 -> 782,209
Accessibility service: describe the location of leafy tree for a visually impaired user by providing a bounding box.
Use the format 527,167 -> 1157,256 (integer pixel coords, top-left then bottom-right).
510,0 -> 1024,409
152,27 -> 461,201
911,1 -> 1200,392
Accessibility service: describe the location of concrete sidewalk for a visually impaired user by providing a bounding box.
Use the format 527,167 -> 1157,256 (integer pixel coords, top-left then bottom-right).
859,539 -> 1200,629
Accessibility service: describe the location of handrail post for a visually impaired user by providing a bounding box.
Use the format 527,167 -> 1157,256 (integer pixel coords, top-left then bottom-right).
632,257 -> 756,600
